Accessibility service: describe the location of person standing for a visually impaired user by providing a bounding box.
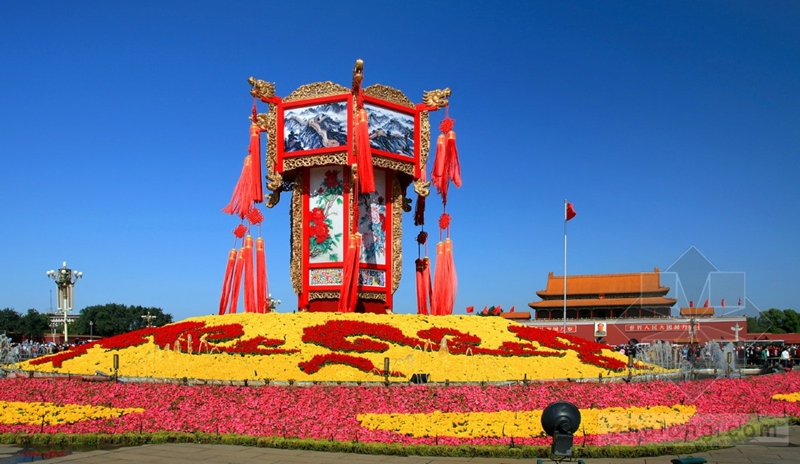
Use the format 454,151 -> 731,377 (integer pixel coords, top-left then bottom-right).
781,347 -> 790,368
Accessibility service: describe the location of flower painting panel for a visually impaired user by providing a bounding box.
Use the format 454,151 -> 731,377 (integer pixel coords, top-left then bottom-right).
284,101 -> 348,152
308,167 -> 344,263
310,268 -> 342,286
365,103 -> 414,158
359,269 -> 386,288
357,170 -> 386,265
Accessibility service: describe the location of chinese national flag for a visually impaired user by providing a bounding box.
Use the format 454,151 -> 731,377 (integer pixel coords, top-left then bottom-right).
466,306 -> 474,313
566,203 -> 577,221
492,306 -> 502,315
509,306 -> 515,313
481,306 -> 489,315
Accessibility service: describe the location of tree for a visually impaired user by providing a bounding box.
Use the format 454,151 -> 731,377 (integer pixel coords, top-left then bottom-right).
756,308 -> 787,334
749,308 -> 800,334
74,303 -> 173,337
783,309 -> 800,333
746,316 -> 767,334
17,309 -> 51,340
0,308 -> 22,335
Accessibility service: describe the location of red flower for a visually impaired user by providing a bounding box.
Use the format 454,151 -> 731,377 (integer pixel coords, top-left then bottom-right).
313,223 -> 329,244
324,170 -> 340,188
310,208 -> 325,223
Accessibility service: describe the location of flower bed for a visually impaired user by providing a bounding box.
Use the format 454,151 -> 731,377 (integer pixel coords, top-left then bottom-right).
0,373 -> 798,448
17,313 -> 663,382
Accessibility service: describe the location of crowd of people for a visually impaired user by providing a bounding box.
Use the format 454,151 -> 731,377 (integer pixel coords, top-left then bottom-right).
612,340 -> 798,370
1,340 -> 75,363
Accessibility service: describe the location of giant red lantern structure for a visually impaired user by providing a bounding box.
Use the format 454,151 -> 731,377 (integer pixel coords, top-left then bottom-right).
220,61 -> 458,314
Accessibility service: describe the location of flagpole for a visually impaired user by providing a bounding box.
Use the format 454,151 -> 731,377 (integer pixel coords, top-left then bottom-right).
563,199 -> 568,334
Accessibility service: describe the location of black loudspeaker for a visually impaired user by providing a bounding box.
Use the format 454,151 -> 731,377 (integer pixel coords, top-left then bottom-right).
410,373 -> 429,384
541,401 -> 581,457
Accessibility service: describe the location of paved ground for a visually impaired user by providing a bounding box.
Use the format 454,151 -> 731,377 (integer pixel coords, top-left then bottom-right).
0,426 -> 797,464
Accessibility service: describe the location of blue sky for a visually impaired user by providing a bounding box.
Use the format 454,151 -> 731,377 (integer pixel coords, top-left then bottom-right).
1,1 -> 798,322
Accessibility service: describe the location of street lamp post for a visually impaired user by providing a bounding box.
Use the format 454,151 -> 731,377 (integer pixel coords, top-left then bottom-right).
46,262 -> 82,345
141,311 -> 155,328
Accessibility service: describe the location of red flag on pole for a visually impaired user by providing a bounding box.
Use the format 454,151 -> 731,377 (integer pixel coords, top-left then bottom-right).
721,298 -> 725,307
704,299 -> 709,307
509,306 -> 515,313
466,306 -> 474,313
566,203 -> 577,221
689,300 -> 694,308
481,306 -> 488,315
738,298 -> 743,306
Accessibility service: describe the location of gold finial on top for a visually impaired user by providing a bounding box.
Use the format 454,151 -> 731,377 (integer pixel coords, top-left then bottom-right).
352,59 -> 364,89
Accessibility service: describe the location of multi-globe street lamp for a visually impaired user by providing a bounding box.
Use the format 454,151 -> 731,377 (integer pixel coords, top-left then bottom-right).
46,262 -> 82,344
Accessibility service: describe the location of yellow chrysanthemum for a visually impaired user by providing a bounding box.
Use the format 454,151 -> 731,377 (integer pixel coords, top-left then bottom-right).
772,392 -> 800,403
0,401 -> 144,425
358,405 -> 697,438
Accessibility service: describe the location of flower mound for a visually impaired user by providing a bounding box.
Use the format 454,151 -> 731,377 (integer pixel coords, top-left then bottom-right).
18,313 -> 661,382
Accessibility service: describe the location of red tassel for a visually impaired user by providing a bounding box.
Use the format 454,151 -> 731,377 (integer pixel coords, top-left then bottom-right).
256,237 -> 269,313
229,247 -> 246,314
355,109 -> 375,193
431,134 -> 447,200
415,257 -> 431,315
432,239 -> 457,315
243,235 -> 255,313
218,249 -> 236,315
222,154 -> 255,218
338,233 -> 362,313
446,130 -> 462,188
249,123 -> 264,204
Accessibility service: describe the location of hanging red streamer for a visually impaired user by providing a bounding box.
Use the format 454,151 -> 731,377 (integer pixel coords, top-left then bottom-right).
431,242 -> 447,315
243,235 -> 255,313
228,248 -> 246,314
249,120 -> 264,205
256,237 -> 269,313
430,116 -> 462,205
222,153 -> 254,218
218,249 -> 236,315
415,257 -> 431,315
355,109 -> 375,193
446,129 -> 462,188
338,233 -> 362,313
431,134 -> 447,201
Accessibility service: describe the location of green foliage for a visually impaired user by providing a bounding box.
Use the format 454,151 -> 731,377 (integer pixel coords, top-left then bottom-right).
0,308 -> 50,339
18,309 -> 51,339
0,308 -> 22,335
747,316 -> 767,333
748,308 -> 800,334
73,304 -> 173,337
